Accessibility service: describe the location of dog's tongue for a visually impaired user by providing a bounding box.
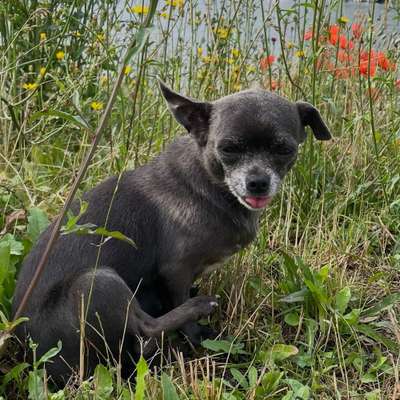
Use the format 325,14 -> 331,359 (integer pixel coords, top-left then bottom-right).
244,196 -> 271,209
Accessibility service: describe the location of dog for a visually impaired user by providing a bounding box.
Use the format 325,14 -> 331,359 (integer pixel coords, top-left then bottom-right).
12,82 -> 331,382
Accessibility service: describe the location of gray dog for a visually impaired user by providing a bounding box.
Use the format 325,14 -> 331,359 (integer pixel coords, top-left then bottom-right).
12,82 -> 331,382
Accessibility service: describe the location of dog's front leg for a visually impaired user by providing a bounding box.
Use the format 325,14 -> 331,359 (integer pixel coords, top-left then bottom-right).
164,269 -> 217,345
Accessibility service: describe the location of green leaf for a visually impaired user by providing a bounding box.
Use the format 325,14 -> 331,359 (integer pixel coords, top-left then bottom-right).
27,208 -> 49,244
36,341 -> 62,367
61,223 -> 136,248
161,373 -> 180,400
230,368 -> 248,389
201,339 -> 247,355
0,243 -> 10,285
135,356 -> 149,400
30,110 -> 92,132
355,324 -> 398,352
248,366 -> 258,388
261,370 -> 283,394
265,344 -> 299,363
362,293 -> 400,317
1,362 -> 30,388
284,311 -> 300,326
335,287 -> 351,314
0,234 -> 24,255
283,379 -> 311,400
94,364 -> 113,399
28,370 -> 45,400
280,288 -> 308,303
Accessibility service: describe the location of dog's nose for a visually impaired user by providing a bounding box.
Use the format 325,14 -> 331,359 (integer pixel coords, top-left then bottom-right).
246,175 -> 270,195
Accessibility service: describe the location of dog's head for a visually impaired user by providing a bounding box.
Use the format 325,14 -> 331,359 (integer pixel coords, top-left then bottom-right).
160,81 -> 331,211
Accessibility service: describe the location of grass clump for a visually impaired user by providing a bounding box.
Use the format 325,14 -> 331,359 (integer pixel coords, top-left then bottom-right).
1,0 -> 400,398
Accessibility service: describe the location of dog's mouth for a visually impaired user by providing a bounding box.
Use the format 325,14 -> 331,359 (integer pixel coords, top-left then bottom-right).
243,196 -> 272,209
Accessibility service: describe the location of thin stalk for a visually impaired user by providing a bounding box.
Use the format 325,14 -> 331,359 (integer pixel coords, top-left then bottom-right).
9,0 -> 159,329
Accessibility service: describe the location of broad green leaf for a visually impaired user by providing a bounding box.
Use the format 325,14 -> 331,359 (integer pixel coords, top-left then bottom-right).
1,362 -> 30,388
230,368 -> 248,389
265,344 -> 299,363
0,243 -> 10,285
135,356 -> 149,400
0,234 -> 24,255
27,208 -> 50,244
248,366 -> 258,388
201,339 -> 247,355
161,373 -> 180,400
283,379 -> 311,400
28,370 -> 45,400
280,288 -> 308,303
284,311 -> 300,326
261,370 -> 283,394
335,287 -> 351,314
94,364 -> 113,399
37,341 -> 62,367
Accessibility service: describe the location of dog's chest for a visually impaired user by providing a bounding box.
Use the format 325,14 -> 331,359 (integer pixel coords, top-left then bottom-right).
192,215 -> 258,277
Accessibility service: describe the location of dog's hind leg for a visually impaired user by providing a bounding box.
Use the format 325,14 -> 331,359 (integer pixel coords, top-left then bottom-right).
32,267 -> 217,381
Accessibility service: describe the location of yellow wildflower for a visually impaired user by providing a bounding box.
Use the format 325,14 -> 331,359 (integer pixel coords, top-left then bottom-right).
216,27 -> 229,39
197,70 -> 206,80
73,31 -> 81,37
130,5 -> 149,14
246,65 -> 256,73
202,55 -> 212,64
96,33 -> 105,42
197,47 -> 203,56
338,16 -> 349,24
233,83 -> 242,91
39,67 -> 46,77
124,65 -> 132,75
286,41 -> 294,49
166,0 -> 184,8
39,32 -> 47,41
56,50 -> 65,61
226,58 -> 235,65
22,82 -> 38,90
295,50 -> 305,58
160,12 -> 168,18
231,48 -> 240,58
90,101 -> 104,111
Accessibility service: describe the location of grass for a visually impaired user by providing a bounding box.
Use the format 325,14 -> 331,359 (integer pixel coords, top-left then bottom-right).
1,0 -> 400,398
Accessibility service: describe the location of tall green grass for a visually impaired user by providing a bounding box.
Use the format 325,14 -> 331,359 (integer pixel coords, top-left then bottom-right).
0,0 -> 399,398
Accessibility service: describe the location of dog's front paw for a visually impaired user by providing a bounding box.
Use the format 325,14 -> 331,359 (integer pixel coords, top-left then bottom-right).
187,295 -> 218,319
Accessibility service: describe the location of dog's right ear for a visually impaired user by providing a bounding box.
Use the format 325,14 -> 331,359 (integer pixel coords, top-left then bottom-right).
159,80 -> 212,146
296,101 -> 332,142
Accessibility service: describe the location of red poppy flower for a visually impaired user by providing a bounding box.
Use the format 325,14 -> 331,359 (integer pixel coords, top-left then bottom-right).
304,30 -> 313,41
270,80 -> 280,90
351,23 -> 362,39
260,55 -> 276,71
359,59 -> 376,77
338,50 -> 352,63
395,79 -> 400,90
339,35 -> 348,49
360,50 -> 376,61
329,25 -> 340,45
376,51 -> 390,71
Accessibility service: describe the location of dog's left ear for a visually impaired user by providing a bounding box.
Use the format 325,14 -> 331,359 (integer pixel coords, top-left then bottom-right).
296,101 -> 332,142
159,80 -> 212,146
